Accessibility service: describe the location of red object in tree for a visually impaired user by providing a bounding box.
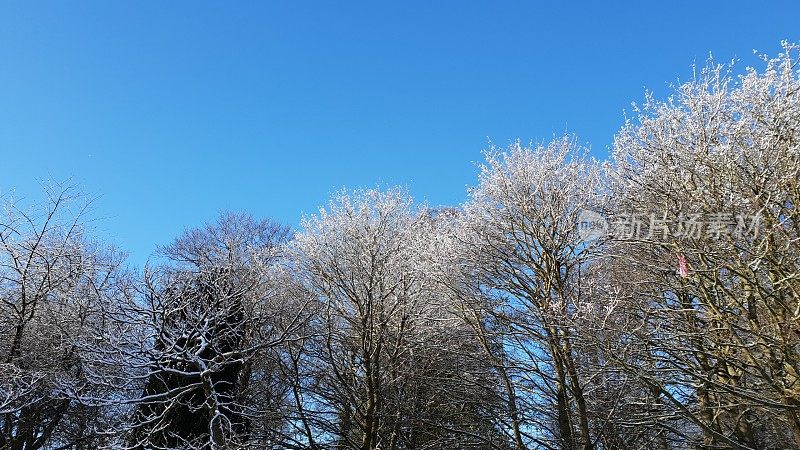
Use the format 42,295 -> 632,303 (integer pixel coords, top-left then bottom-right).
677,253 -> 689,278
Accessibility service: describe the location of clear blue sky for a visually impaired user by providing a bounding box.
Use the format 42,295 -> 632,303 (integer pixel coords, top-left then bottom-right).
2,1 -> 797,268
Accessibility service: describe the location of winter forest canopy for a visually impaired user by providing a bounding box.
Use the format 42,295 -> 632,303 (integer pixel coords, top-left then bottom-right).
2,43 -> 800,450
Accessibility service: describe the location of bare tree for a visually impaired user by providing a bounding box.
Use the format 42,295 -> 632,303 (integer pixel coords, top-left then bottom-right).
290,189 -> 508,450
0,186 -> 129,450
456,137 -> 604,450
88,212 -> 307,449
604,41 -> 800,449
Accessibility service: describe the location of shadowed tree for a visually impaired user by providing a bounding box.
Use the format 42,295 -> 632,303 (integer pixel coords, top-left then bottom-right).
114,213 -> 304,450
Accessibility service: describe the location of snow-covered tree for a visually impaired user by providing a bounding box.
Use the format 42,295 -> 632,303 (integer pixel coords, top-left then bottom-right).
90,213 -> 307,450
290,189 -> 508,450
456,137 -> 604,450
605,41 -> 800,449
0,186 -> 129,450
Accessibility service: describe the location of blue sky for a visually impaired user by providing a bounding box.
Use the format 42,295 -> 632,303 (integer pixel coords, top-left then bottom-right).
2,1 -> 798,268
